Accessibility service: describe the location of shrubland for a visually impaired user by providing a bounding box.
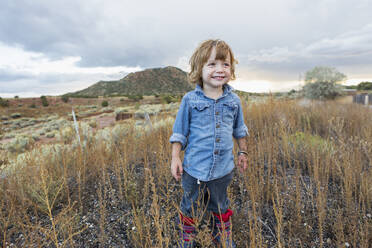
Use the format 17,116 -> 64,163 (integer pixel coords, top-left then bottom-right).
0,99 -> 371,247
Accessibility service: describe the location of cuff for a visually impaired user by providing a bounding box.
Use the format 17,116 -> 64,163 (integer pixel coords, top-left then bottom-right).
233,125 -> 249,139
169,133 -> 187,150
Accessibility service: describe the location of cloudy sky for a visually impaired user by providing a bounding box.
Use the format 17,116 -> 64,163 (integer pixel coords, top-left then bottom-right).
1,0 -> 372,97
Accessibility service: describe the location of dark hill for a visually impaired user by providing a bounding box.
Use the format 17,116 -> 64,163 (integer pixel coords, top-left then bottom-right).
67,66 -> 193,97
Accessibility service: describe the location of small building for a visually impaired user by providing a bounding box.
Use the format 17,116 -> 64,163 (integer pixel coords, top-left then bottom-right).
353,93 -> 371,105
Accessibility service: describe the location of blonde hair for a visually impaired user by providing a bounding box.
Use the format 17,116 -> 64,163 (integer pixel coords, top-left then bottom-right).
188,39 -> 237,87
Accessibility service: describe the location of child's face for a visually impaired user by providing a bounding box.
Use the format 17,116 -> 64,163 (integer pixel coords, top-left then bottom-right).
201,47 -> 231,89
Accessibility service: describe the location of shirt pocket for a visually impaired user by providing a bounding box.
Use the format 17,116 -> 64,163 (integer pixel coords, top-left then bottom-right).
222,102 -> 238,125
190,101 -> 212,126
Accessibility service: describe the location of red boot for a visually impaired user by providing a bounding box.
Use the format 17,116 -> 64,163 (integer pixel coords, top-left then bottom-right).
177,213 -> 196,248
211,209 -> 236,248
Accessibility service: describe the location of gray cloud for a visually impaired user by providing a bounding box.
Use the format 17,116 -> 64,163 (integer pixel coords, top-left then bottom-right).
2,0 -> 371,66
0,71 -> 127,95
1,0 -> 372,95
0,69 -> 32,81
237,23 -> 372,81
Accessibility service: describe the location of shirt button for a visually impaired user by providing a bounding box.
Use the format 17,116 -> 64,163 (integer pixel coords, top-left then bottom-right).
216,138 -> 220,143
214,150 -> 218,155
216,111 -> 219,115
216,124 -> 220,128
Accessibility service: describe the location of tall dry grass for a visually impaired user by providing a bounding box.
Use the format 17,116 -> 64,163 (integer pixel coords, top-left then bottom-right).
0,99 -> 371,247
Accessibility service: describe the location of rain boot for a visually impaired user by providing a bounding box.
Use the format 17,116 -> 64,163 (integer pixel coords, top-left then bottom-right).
177,212 -> 196,248
211,209 -> 236,248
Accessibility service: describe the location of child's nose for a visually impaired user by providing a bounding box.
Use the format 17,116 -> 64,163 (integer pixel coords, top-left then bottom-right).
216,63 -> 224,72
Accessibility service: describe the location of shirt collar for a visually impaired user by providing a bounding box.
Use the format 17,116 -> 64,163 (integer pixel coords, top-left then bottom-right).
195,84 -> 234,98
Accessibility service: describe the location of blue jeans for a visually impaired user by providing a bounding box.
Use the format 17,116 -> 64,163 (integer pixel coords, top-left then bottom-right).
180,171 -> 234,218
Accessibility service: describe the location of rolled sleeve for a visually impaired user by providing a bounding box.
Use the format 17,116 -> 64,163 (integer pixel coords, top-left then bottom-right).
169,133 -> 187,149
233,124 -> 249,139
233,97 -> 249,139
169,95 -> 190,150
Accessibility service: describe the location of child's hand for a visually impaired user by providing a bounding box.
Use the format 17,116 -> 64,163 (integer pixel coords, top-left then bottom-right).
171,156 -> 183,181
237,154 -> 248,173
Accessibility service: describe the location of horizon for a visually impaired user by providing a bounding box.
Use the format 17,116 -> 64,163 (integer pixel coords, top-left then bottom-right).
0,70 -> 368,99
1,65 -> 370,98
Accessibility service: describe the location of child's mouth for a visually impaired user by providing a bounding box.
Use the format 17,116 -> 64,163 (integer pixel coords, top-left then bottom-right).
212,76 -> 225,80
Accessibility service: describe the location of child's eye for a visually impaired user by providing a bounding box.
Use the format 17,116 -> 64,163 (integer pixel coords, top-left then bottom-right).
208,63 -> 216,66
224,63 -> 230,66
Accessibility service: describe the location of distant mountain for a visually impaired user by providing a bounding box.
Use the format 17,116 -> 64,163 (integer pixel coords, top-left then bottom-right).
66,66 -> 193,97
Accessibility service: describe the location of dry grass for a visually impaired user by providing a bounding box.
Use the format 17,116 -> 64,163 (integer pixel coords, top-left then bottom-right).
0,99 -> 371,247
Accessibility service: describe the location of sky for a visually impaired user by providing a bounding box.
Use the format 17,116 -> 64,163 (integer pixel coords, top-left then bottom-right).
1,0 -> 372,97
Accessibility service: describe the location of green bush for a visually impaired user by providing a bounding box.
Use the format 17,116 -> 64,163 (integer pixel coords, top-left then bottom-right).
61,95 -> 69,103
133,102 -> 140,110
305,66 -> 346,84
101,100 -> 109,107
127,95 -> 143,101
289,89 -> 296,95
32,133 -> 40,141
11,113 -> 21,119
161,94 -> 177,104
289,131 -> 332,152
40,96 -> 49,107
356,81 -> 372,90
279,131 -> 334,170
302,82 -> 342,100
57,126 -> 74,143
0,97 -> 9,107
29,103 -> 36,108
4,135 -> 33,153
46,132 -> 55,138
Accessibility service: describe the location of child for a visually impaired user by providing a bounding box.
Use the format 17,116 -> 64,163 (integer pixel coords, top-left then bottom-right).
169,39 -> 249,248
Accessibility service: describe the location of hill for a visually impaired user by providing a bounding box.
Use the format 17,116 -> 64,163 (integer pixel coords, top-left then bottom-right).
66,66 -> 193,97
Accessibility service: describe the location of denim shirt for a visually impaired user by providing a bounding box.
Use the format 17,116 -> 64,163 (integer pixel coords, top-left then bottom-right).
169,84 -> 249,181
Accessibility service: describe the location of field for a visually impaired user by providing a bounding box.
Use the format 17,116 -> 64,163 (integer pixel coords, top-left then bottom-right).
0,96 -> 371,247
